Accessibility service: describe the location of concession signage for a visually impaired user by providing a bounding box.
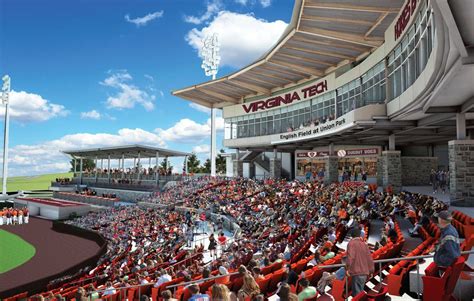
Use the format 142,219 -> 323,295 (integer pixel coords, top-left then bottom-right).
296,148 -> 379,158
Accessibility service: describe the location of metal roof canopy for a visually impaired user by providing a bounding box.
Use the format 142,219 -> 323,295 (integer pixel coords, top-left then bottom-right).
173,0 -> 405,108
62,145 -> 191,159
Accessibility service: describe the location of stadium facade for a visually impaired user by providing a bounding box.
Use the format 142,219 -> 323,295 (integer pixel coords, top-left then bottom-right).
174,0 -> 474,203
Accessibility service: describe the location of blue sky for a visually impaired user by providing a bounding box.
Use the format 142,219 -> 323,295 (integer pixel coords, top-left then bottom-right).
0,0 -> 293,175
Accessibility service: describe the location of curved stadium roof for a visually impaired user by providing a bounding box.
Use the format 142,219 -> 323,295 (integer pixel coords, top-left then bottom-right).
173,0 -> 405,108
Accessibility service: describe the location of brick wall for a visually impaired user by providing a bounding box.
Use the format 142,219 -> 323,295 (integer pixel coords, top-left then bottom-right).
401,157 -> 438,185
449,140 -> 474,202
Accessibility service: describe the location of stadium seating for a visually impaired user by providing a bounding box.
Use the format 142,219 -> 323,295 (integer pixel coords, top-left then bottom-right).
12,178 -> 472,301
422,256 -> 466,301
452,210 -> 474,238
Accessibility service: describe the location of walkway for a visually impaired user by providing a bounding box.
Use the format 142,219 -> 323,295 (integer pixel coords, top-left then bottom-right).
402,186 -> 474,217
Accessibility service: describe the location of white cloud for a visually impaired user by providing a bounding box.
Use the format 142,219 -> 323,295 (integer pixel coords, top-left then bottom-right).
193,144 -> 210,154
3,115 -> 224,177
189,103 -> 211,114
3,90 -> 69,123
144,74 -> 154,81
184,0 -> 223,25
156,117 -> 224,143
4,128 -> 167,177
235,0 -> 271,7
80,110 -> 101,120
80,110 -> 116,121
125,11 -> 164,27
260,0 -> 271,8
101,70 -> 156,111
186,11 -> 287,68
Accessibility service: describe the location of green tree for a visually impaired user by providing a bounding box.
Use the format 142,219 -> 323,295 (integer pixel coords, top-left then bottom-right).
160,158 -> 173,174
186,153 -> 201,173
201,159 -> 211,174
216,149 -> 226,174
70,158 -> 95,172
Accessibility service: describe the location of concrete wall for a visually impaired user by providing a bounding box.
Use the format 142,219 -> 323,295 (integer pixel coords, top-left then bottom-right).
14,198 -> 92,220
401,157 -> 438,185
90,187 -> 151,202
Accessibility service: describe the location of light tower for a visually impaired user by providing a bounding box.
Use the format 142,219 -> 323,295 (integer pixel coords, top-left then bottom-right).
200,33 -> 220,177
1,75 -> 11,196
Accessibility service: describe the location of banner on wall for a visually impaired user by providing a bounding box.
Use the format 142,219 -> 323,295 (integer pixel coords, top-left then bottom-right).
271,115 -> 354,144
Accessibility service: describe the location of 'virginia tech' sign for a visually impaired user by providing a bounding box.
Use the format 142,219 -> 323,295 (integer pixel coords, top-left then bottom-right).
242,80 -> 328,113
394,0 -> 418,40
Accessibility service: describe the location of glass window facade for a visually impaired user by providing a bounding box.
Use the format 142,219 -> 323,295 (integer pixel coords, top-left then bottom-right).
225,61 -> 386,139
224,2 -> 436,140
388,1 -> 435,100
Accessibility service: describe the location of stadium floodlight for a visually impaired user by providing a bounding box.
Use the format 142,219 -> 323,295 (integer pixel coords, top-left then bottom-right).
1,75 -> 10,195
200,33 -> 220,177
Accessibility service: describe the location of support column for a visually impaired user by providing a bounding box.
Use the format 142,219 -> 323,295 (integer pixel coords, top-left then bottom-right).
268,148 -> 281,179
456,113 -> 466,140
249,162 -> 256,179
233,149 -> 243,177
137,151 -> 141,181
121,154 -> 125,180
210,107 -> 217,177
328,143 -> 334,156
165,156 -> 169,176
269,158 -> 281,179
449,140 -> 474,205
389,134 -> 396,151
381,150 -> 402,193
73,158 -> 76,174
79,158 -> 83,185
107,155 -> 111,184
148,157 -> 152,177
94,156 -> 98,183
324,156 -> 339,184
155,151 -> 160,185
185,156 -> 188,174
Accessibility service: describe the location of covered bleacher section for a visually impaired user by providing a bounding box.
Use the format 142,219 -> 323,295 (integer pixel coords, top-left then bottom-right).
62,145 -> 191,191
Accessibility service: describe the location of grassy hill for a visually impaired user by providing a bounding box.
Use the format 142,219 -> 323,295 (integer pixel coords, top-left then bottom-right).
0,172 -> 73,192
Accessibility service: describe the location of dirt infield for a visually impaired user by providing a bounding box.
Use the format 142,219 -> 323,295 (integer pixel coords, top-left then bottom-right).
0,217 -> 102,297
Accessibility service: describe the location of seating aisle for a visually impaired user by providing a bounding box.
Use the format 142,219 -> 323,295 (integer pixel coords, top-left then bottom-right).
396,216 -> 423,254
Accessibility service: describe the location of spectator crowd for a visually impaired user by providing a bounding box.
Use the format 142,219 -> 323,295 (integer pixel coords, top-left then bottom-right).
28,176 -> 461,301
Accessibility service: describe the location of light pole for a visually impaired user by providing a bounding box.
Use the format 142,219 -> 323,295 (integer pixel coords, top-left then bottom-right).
200,33 -> 220,177
1,75 -> 11,196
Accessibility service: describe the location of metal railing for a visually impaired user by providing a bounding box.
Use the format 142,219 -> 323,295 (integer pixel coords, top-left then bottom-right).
77,250 -> 473,301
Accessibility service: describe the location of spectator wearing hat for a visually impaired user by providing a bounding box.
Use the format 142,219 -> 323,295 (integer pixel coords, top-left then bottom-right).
434,210 -> 460,268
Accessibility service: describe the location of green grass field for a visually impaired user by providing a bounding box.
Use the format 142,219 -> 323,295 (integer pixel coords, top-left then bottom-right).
0,229 -> 36,274
0,172 -> 73,192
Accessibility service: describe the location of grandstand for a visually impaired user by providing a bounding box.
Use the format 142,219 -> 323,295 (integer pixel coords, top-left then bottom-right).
1,178 -> 473,300
1,0 -> 474,300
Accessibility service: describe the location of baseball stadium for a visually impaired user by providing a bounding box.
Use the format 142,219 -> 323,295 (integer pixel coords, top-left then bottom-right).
1,0 -> 474,300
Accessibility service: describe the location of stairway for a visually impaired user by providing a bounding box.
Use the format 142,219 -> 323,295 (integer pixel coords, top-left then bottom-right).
254,153 -> 270,172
